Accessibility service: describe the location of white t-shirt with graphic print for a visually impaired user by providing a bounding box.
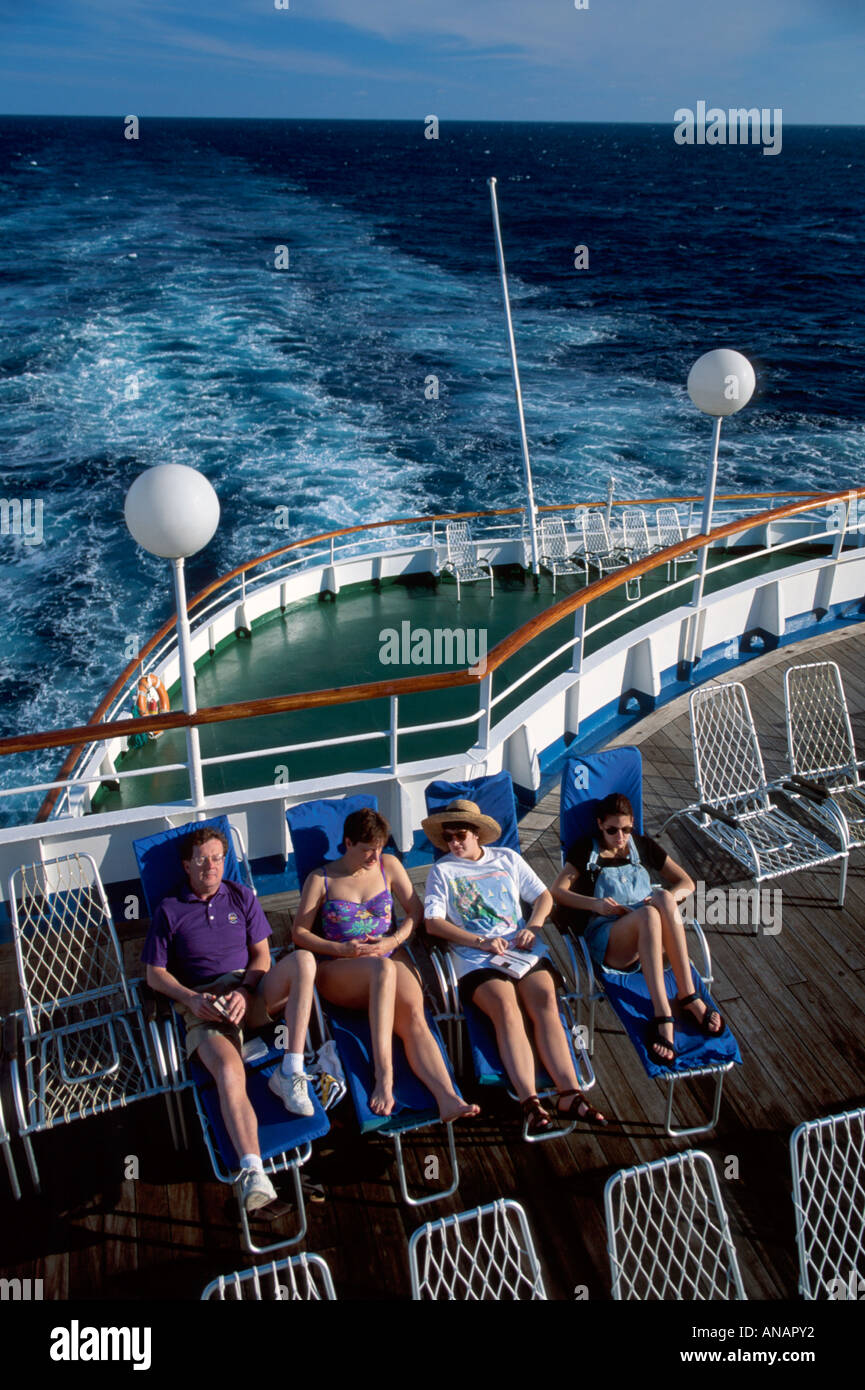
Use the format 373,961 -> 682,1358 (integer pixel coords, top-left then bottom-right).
424,845 -> 550,979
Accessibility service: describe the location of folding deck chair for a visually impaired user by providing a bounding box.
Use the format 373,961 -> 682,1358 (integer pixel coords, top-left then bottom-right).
665,682 -> 846,908
134,817 -> 331,1255
285,794 -> 463,1205
574,509 -> 630,584
782,661 -> 865,901
5,853 -> 173,1198
655,504 -> 698,582
605,1149 -> 746,1299
559,748 -> 740,1137
621,507 -> 661,602
408,1198 -> 548,1299
790,1105 -> 865,1300
201,1251 -> 337,1301
423,771 -> 597,1143
438,520 -> 494,601
538,516 -> 586,593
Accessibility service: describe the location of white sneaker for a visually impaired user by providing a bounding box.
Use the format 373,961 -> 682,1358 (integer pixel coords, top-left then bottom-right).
239,1166 -> 277,1212
268,1068 -> 314,1117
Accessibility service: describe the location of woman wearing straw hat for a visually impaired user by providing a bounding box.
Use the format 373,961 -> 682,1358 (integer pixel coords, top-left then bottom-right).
423,799 -> 608,1136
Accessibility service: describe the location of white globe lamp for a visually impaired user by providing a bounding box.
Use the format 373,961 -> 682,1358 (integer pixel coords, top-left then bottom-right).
124,465 -> 220,808
687,350 -> 756,607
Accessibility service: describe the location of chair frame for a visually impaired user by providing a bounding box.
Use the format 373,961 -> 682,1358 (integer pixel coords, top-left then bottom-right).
664,681 -> 847,908
538,515 -> 587,594
201,1251 -> 337,1301
6,852 -> 174,1198
605,1149 -> 747,1300
408,1198 -> 548,1299
782,662 -> 865,880
439,520 -> 494,601
790,1106 -> 865,1300
655,504 -> 698,581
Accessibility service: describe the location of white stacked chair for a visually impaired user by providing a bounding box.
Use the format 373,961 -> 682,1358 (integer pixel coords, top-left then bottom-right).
666,682 -> 846,908
656,504 -> 699,581
409,1198 -> 548,1300
201,1252 -> 337,1300
439,520 -> 494,601
790,1106 -> 865,1300
539,515 -> 586,593
605,1150 -> 746,1299
782,662 -> 865,893
575,509 -> 630,584
6,853 -> 174,1196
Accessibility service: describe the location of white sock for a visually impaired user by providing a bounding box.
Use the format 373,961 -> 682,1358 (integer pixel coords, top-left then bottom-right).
240,1153 -> 263,1172
281,1051 -> 304,1077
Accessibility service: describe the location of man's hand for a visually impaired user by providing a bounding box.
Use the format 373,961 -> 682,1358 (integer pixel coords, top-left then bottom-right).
514,928 -> 537,951
188,993 -> 229,1023
219,990 -> 249,1026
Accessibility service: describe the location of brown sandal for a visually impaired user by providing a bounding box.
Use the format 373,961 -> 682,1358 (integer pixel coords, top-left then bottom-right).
521,1094 -> 552,1136
556,1089 -> 608,1127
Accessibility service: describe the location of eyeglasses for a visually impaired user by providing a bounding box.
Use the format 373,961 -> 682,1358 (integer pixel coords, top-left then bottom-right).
192,853 -> 225,866
601,824 -> 633,838
443,828 -> 471,842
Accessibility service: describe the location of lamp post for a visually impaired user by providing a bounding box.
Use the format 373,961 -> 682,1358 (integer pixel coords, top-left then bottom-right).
124,464 -> 220,809
687,348 -> 755,608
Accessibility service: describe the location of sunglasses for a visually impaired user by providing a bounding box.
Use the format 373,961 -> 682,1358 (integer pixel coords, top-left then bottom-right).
192,853 -> 225,866
443,828 -> 471,842
601,824 -> 633,838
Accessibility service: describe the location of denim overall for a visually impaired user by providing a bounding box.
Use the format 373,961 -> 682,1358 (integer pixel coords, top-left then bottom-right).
583,835 -> 653,967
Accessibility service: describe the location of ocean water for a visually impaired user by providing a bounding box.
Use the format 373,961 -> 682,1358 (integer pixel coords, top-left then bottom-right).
0,117 -> 863,808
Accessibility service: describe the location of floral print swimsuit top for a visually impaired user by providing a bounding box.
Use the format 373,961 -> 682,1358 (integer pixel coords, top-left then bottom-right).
321,859 -> 393,942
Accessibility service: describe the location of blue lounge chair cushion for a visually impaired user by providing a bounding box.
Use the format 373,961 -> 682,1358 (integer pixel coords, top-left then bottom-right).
424,771 -> 520,859
190,1046 -> 330,1166
600,963 -> 741,1078
134,815 -> 245,918
326,1005 -> 460,1135
464,997 -> 581,1089
285,795 -> 379,887
560,747 -> 644,856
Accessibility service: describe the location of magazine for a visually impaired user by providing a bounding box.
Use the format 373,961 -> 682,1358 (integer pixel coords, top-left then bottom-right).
487,948 -> 540,980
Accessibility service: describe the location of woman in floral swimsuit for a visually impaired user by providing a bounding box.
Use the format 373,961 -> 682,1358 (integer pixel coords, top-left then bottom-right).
292,807 -> 478,1121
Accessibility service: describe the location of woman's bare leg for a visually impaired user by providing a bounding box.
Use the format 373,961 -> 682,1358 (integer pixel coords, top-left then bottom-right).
472,976 -> 537,1102
517,971 -> 577,1092
391,962 -> 479,1121
653,890 -> 721,1034
604,905 -> 674,1062
315,958 -> 397,1114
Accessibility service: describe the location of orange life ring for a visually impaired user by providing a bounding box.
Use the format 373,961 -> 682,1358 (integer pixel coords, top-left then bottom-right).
136,673 -> 170,717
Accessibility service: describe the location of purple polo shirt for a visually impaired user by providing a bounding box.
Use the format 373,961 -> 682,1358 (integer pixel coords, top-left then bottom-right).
142,880 -> 271,987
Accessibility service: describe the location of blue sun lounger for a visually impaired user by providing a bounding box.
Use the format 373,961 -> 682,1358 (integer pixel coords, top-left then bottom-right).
559,747 -> 741,1137
133,815 -> 331,1253
286,794 -> 463,1205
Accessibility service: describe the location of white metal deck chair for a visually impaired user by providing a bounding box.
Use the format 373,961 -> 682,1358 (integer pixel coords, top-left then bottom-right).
6,853 -> 174,1196
621,508 -> 662,601
439,521 -> 494,601
0,1049 -> 20,1199
201,1251 -> 337,1301
538,515 -> 586,593
790,1106 -> 865,1300
782,662 -> 865,889
409,1198 -> 548,1299
666,682 -> 846,907
576,509 -> 630,584
656,505 -> 698,582
605,1150 -> 746,1300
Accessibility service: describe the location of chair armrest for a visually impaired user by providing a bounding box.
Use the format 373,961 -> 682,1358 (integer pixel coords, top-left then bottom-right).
697,803 -> 740,828
781,776 -> 830,804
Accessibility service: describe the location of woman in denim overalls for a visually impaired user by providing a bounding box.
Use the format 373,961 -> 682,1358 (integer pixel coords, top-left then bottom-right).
552,793 -> 725,1066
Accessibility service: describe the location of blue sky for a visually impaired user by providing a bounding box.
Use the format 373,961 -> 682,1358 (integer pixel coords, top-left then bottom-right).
0,0 -> 862,122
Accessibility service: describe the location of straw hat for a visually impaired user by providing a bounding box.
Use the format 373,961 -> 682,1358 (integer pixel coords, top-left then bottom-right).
421,799 -> 502,852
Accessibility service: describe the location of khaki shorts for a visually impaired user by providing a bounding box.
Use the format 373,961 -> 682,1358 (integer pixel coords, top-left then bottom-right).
179,970 -> 272,1059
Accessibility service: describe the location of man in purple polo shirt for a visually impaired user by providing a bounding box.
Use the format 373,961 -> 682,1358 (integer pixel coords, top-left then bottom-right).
142,826 -> 317,1212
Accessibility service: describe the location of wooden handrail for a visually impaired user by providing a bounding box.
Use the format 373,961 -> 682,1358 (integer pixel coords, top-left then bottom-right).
14,488 -> 859,782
